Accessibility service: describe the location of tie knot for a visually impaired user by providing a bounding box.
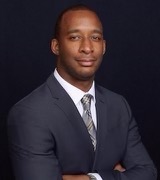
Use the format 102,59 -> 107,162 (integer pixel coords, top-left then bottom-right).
81,94 -> 92,110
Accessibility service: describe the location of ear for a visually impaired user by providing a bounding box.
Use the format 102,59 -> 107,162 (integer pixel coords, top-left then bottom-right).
51,39 -> 59,55
103,40 -> 106,55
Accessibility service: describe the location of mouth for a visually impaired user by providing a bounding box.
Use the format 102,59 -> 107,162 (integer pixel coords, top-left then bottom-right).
76,58 -> 96,67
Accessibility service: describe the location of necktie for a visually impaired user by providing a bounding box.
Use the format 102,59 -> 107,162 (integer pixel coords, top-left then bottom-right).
81,94 -> 96,150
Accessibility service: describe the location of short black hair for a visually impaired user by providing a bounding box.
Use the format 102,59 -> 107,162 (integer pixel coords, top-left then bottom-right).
54,4 -> 100,39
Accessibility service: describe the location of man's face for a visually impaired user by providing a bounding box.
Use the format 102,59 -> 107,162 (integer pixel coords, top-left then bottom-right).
51,9 -> 106,84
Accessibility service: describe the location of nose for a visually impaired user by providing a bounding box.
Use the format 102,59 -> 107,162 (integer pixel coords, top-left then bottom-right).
79,38 -> 94,54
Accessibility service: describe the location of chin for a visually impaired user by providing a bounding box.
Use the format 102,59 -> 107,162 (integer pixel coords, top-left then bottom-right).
78,72 -> 95,81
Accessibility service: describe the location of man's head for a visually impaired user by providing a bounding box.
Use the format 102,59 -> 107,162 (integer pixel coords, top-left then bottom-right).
54,5 -> 101,40
51,4 -> 106,89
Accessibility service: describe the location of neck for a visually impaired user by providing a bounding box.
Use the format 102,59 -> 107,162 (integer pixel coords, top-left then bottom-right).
71,80 -> 93,92
56,68 -> 94,92
62,76 -> 94,92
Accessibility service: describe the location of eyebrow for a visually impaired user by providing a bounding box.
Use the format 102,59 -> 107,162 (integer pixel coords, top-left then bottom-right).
67,29 -> 103,35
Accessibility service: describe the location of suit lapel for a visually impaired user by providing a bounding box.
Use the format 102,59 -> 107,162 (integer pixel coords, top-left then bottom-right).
95,85 -> 109,146
93,85 -> 109,167
46,74 -> 95,155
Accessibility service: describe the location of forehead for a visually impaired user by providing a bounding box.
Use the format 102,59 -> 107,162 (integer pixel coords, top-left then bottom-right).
60,9 -> 103,32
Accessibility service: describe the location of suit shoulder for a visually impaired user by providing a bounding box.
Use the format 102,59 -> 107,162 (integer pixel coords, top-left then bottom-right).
96,84 -> 132,115
96,84 -> 122,99
11,81 -> 52,111
8,81 -> 54,125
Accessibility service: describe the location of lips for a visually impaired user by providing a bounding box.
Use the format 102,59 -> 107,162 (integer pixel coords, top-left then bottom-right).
76,58 -> 96,67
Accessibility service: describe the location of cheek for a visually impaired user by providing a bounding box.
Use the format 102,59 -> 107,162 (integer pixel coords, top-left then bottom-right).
62,48 -> 78,60
60,41 -> 78,54
94,43 -> 104,55
68,45 -> 79,55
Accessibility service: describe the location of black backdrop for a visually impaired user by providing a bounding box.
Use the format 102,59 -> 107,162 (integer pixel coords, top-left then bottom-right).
1,0 -> 160,179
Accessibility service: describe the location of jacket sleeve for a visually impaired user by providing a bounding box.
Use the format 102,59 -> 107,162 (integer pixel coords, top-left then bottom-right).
7,104 -> 62,180
98,97 -> 157,180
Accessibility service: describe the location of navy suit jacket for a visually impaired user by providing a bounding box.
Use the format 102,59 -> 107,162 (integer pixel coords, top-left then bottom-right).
8,74 -> 157,180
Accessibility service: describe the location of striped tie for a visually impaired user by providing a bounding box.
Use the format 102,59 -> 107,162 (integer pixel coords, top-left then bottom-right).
81,94 -> 96,150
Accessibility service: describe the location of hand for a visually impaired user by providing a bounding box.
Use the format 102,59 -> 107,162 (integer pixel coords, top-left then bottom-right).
114,163 -> 126,172
62,175 -> 90,180
62,164 -> 125,180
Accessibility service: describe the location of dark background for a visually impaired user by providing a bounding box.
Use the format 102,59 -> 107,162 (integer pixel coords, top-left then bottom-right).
1,0 -> 160,179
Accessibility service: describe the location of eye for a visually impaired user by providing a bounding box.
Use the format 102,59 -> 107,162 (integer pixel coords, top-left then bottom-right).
69,36 -> 81,41
91,35 -> 102,41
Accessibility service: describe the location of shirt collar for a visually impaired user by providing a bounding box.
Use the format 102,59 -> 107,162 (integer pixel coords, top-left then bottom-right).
54,69 -> 95,105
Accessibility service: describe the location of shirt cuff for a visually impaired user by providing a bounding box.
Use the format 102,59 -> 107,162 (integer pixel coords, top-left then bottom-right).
88,173 -> 103,180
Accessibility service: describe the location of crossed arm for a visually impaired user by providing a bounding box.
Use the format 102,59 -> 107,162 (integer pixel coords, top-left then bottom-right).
62,164 -> 125,180
8,101 -> 157,180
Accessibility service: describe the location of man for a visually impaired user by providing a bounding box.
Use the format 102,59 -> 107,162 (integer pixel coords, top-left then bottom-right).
8,4 -> 157,180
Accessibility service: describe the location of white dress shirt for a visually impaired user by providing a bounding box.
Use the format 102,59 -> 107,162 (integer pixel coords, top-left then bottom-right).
54,69 -> 103,180
54,69 -> 97,128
